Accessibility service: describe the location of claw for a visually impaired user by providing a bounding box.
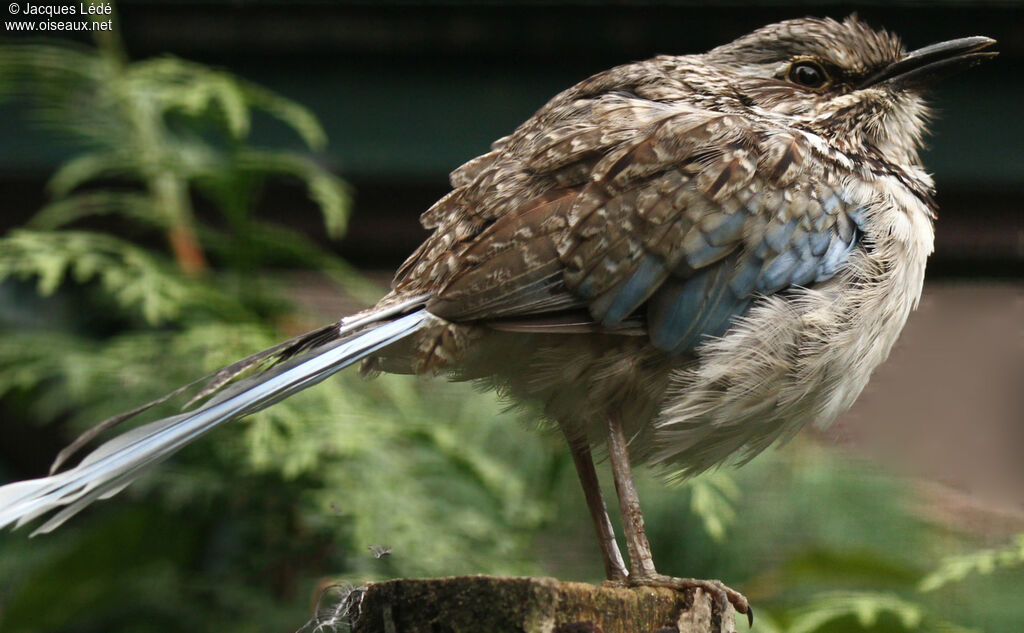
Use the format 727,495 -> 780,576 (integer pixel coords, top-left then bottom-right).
623,574 -> 751,628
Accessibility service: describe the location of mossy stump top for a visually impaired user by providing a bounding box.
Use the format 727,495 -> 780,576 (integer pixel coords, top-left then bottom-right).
351,575 -> 737,633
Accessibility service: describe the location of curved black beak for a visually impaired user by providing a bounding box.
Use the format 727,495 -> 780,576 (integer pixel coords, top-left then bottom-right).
859,36 -> 997,89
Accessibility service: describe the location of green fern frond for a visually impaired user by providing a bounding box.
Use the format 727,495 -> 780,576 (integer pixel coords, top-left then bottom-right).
128,56 -> 327,148
788,592 -> 927,633
239,83 -> 328,150
919,533 -> 1024,592
0,230 -> 244,324
0,331 -> 91,401
682,470 -> 740,542
0,322 -> 278,427
29,192 -> 160,230
0,43 -> 105,88
237,150 -> 351,238
128,57 -> 251,139
46,151 -> 136,197
0,44 -> 121,144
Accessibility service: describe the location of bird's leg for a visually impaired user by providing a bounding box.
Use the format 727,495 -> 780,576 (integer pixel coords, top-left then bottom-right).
604,413 -> 658,577
604,414 -> 753,626
562,429 -> 629,582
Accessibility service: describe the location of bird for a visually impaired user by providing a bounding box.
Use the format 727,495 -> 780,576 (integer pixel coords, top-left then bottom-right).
0,16 -> 996,625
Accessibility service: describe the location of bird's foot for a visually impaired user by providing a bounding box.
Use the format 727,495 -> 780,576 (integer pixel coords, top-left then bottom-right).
624,574 -> 752,627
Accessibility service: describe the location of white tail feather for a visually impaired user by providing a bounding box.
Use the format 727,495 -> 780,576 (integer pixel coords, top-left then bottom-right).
0,309 -> 429,534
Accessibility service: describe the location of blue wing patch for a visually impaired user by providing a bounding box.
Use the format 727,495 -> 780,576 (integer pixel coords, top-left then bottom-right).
641,202 -> 867,355
648,265 -> 753,354
591,254 -> 669,324
571,175 -> 868,356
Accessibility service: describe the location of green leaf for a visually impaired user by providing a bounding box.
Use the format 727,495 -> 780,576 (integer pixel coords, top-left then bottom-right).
919,533 -> 1024,592
0,230 -> 245,324
0,44 -> 122,145
241,83 -> 328,150
127,55 -> 327,148
135,60 -> 252,139
238,150 -> 351,239
788,592 -> 925,633
47,152 -> 134,197
683,470 -> 740,542
29,192 -> 160,230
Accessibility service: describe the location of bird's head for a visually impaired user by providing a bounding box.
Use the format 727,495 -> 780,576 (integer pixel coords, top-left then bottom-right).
699,16 -> 996,166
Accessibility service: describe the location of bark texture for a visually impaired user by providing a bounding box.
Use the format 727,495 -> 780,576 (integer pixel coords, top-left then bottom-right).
350,576 -> 737,633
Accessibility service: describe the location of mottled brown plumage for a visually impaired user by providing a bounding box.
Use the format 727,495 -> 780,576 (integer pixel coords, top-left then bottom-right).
0,16 -> 997,624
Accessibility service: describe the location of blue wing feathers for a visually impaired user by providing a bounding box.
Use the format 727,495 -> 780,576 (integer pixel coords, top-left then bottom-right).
809,230 -> 832,256
575,182 -> 864,355
821,192 -> 842,213
847,205 -> 868,225
817,229 -> 858,281
701,211 -> 747,246
682,230 -> 736,268
641,196 -> 864,354
728,255 -> 763,297
758,249 -> 801,292
789,255 -> 820,287
694,271 -> 752,340
649,266 -> 752,354
685,240 -> 735,268
648,274 -> 708,352
763,218 -> 800,253
595,254 -> 668,324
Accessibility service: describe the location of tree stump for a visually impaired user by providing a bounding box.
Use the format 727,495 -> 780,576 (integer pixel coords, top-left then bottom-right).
347,576 -> 737,633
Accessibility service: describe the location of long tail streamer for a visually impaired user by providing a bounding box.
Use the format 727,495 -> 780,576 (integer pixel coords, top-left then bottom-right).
0,309 -> 429,535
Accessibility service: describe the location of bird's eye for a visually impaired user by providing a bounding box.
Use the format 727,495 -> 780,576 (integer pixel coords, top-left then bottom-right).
787,61 -> 828,89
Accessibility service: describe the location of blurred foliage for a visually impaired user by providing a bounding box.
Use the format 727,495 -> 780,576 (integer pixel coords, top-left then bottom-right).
920,534 -> 1024,593
0,11 -> 1021,633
